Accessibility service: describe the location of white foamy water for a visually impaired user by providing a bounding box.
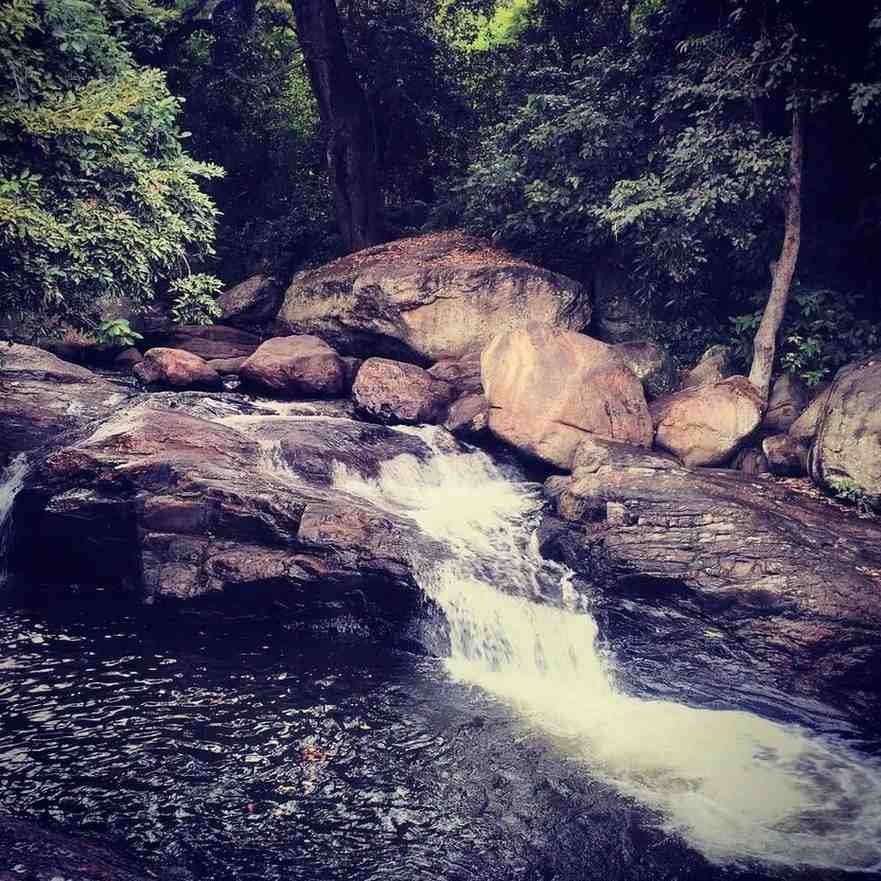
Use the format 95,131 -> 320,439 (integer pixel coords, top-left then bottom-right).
334,426 -> 881,872
0,455 -> 29,588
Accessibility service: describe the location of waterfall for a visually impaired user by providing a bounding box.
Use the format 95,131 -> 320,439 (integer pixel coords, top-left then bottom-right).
0,455 -> 28,588
333,426 -> 881,873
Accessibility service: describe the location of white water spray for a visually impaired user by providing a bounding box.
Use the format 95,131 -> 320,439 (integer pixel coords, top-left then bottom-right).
334,427 -> 881,872
0,455 -> 28,588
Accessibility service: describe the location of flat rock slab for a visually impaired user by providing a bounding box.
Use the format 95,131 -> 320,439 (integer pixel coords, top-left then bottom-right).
10,400 -> 445,633
543,437 -> 881,722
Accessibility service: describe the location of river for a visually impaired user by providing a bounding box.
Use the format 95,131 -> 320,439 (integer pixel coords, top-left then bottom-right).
1,422 -> 880,879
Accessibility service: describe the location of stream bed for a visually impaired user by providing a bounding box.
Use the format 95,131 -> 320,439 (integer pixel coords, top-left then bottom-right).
2,417 -> 881,880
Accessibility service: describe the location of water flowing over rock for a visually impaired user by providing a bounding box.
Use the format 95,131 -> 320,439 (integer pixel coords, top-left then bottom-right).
542,436 -> 881,719
811,353 -> 881,505
352,358 -> 454,425
278,231 -> 590,363
9,401 -> 441,630
133,347 -> 222,390
333,426 -> 881,872
650,376 -> 763,466
0,343 -> 132,459
240,335 -> 346,397
481,323 -> 653,469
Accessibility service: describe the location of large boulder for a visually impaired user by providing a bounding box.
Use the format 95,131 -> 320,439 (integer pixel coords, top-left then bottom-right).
147,325 -> 261,360
679,344 -> 734,390
789,383 -> 832,445
650,376 -> 763,467
217,274 -> 284,328
540,437 -> 881,721
10,401 -> 439,630
811,353 -> 881,505
133,347 -> 222,391
611,339 -> 677,400
481,323 -> 653,469
352,358 -> 454,425
278,231 -> 590,363
240,335 -> 345,397
0,343 -> 132,459
763,373 -> 811,433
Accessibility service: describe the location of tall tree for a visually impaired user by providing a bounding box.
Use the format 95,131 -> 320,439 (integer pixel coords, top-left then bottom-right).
292,0 -> 382,252
749,103 -> 804,398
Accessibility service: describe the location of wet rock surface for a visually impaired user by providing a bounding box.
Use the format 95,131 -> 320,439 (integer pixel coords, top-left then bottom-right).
0,815 -> 158,881
0,343 -> 132,460
541,438 -> 881,720
9,399 -> 441,630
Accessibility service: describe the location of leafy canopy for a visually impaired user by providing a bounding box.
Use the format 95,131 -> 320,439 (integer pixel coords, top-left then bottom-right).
0,0 -> 223,340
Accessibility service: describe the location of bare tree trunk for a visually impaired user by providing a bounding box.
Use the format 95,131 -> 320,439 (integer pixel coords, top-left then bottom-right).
292,0 -> 382,252
748,103 -> 805,400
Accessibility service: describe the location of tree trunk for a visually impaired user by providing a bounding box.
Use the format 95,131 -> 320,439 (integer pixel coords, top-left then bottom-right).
748,103 -> 805,400
292,0 -> 382,253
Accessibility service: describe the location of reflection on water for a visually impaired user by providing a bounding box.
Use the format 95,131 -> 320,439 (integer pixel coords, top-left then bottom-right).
0,597 -> 756,881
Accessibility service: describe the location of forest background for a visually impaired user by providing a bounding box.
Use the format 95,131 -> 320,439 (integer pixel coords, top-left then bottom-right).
2,0 -> 880,384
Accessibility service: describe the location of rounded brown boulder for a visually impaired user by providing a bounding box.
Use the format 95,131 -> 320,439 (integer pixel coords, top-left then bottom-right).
133,347 -> 222,391
650,376 -> 763,467
811,353 -> 881,505
240,335 -> 345,397
481,323 -> 653,470
352,358 -> 454,425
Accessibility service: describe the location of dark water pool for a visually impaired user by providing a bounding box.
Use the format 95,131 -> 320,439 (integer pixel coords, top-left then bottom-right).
0,591 -> 864,881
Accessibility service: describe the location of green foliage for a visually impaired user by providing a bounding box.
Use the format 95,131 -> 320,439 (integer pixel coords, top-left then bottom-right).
731,286 -> 880,386
829,477 -> 876,515
162,3 -> 340,281
453,50 -> 652,266
0,0 -> 223,340
169,274 -> 224,326
95,317 -> 143,348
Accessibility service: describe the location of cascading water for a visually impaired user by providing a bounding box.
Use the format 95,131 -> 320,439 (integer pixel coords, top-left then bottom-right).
333,426 -> 881,873
0,455 -> 28,589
